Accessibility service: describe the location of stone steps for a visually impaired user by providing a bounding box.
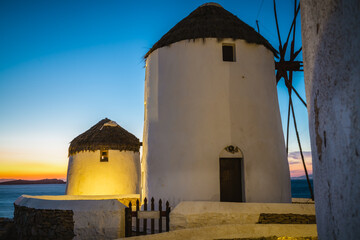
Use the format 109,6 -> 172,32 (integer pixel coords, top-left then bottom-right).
117,224 -> 317,240
117,201 -> 317,239
170,201 -> 316,230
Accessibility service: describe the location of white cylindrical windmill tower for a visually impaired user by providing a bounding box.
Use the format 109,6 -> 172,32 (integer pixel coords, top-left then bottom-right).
142,3 -> 291,206
66,118 -> 141,195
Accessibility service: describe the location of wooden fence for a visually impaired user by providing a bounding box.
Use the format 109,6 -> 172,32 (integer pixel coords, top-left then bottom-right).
125,197 -> 170,237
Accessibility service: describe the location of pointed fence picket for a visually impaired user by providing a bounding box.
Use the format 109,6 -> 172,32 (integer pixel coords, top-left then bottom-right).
124,197 -> 171,237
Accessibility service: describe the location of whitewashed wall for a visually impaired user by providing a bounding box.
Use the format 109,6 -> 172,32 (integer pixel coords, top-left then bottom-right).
142,38 -> 291,207
66,150 -> 140,195
15,195 -> 128,239
301,0 -> 360,238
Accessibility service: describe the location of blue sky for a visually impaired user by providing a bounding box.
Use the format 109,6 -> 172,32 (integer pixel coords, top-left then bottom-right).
0,0 -> 311,178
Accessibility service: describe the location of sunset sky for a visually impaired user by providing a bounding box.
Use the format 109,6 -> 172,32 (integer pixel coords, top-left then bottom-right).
0,0 -> 311,180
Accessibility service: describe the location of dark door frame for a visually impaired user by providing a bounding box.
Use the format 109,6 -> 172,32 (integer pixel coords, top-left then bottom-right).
219,157 -> 245,202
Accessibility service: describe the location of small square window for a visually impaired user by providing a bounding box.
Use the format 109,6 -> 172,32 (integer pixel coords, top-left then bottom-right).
222,44 -> 235,62
100,150 -> 108,162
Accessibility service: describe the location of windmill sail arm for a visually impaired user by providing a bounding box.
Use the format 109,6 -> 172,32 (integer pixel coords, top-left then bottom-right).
275,61 -> 303,71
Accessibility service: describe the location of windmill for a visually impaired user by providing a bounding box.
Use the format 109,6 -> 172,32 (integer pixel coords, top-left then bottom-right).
269,0 -> 314,200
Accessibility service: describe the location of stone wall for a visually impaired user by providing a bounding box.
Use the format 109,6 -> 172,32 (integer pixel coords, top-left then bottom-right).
0,218 -> 16,240
14,205 -> 74,240
15,195 -> 129,239
258,214 -> 316,224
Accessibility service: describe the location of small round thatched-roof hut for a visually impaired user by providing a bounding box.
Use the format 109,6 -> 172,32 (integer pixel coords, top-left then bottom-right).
66,118 -> 141,195
68,118 -> 140,155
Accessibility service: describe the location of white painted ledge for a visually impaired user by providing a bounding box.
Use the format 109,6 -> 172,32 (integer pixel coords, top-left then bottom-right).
14,194 -> 139,239
170,201 -> 315,230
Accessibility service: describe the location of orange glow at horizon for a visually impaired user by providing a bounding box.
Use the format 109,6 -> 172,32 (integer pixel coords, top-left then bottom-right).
0,161 -> 67,180
0,152 -> 311,181
288,152 -> 313,178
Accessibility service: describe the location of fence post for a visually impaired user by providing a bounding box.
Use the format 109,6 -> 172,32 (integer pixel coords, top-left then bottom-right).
125,207 -> 129,237
136,199 -> 140,235
143,197 -> 147,235
158,199 -> 163,233
151,197 -> 155,234
125,202 -> 132,237
126,197 -> 170,237
166,201 -> 170,232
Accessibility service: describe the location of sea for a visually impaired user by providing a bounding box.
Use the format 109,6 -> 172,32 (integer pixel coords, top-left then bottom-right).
0,180 -> 313,219
0,184 -> 66,219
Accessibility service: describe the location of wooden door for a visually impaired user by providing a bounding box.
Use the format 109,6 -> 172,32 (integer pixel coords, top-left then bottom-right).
220,158 -> 243,202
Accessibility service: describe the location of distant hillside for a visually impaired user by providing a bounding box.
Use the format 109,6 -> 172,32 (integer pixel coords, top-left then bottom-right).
0,179 -> 16,183
0,179 -> 66,185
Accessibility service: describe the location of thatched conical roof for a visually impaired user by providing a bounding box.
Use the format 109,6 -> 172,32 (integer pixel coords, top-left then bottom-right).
68,118 -> 140,156
144,2 -> 278,59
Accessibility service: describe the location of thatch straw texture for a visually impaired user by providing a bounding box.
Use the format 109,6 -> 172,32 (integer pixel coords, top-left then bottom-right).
144,3 -> 278,59
68,118 -> 140,156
